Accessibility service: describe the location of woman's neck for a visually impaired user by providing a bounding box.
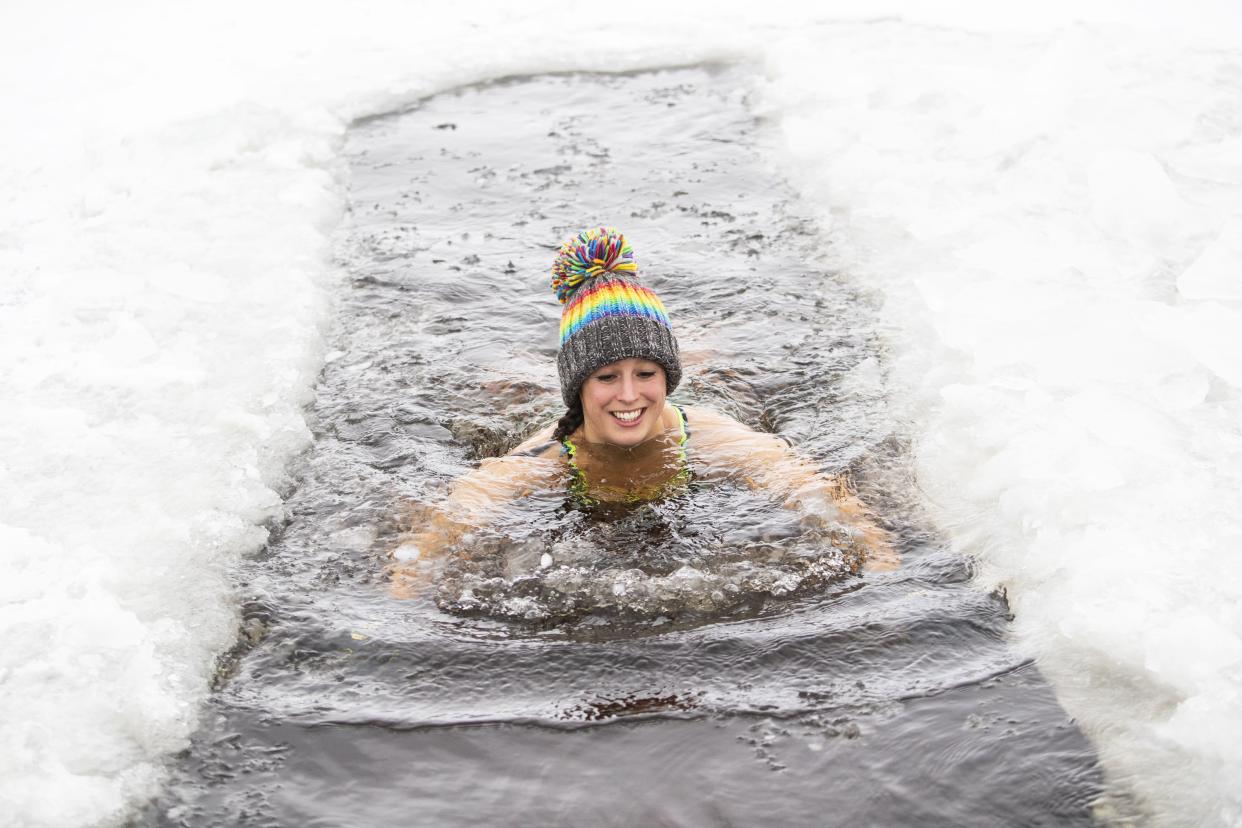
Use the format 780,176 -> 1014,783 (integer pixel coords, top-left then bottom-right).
566,403 -> 686,496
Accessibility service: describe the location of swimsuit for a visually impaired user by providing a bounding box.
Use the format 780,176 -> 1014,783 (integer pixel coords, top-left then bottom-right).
560,405 -> 692,507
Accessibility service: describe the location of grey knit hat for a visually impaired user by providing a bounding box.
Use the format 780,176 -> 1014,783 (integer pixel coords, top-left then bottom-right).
550,227 -> 681,407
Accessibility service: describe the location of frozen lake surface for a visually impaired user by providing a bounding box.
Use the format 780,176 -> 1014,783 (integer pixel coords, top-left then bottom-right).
145,67 -> 1104,827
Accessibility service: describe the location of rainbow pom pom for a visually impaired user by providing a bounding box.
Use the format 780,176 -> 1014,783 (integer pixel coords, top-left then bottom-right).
550,226 -> 638,304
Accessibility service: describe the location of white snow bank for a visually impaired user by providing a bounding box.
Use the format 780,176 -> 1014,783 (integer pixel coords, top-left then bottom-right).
0,40 -> 344,827
3,0 -> 1242,825
765,17 -> 1242,826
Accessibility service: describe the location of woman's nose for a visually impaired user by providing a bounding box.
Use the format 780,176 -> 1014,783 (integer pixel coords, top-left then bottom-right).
617,373 -> 639,401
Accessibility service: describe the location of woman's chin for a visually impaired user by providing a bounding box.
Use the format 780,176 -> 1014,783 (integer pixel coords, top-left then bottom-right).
597,416 -> 654,447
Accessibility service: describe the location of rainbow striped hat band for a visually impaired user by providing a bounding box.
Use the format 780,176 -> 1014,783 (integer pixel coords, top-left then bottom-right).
550,227 -> 681,406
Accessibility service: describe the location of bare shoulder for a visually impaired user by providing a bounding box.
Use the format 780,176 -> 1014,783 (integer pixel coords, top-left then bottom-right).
681,405 -> 752,431
509,422 -> 560,458
681,406 -> 776,443
461,449 -> 564,498
681,405 -> 792,465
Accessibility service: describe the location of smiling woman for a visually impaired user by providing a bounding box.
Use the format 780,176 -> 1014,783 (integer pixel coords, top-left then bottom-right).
389,226 -> 895,594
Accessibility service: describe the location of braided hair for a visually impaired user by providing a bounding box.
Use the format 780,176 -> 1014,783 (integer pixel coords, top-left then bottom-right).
551,397 -> 584,442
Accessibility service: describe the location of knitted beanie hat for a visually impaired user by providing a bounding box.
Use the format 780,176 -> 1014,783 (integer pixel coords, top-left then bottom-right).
551,227 -> 682,407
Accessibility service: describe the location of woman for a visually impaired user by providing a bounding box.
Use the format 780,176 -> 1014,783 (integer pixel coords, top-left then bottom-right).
390,227 -> 894,594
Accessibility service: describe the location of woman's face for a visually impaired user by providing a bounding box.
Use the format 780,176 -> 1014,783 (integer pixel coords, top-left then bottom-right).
579,358 -> 668,447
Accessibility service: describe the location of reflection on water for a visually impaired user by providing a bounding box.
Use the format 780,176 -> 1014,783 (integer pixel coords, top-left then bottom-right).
146,66 -> 1108,826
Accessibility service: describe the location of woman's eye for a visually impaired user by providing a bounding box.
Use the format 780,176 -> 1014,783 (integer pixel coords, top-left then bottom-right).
637,371 -> 656,379
594,374 -> 616,383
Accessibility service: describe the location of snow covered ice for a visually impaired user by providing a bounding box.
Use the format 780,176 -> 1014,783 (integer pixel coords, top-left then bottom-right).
4,1 -> 1242,825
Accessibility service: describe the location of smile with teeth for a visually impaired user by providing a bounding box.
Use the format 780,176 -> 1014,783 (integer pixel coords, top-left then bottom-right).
610,408 -> 645,423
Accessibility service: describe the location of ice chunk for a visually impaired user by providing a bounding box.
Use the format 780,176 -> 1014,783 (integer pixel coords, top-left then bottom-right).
1178,219 -> 1242,301
392,542 -> 421,562
1178,302 -> 1242,388
1087,148 -> 1188,243
1144,612 -> 1242,696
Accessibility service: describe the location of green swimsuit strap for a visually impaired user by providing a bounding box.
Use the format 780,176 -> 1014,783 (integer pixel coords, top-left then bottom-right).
560,436 -> 593,504
671,404 -> 691,483
561,433 -> 581,469
673,403 -> 690,446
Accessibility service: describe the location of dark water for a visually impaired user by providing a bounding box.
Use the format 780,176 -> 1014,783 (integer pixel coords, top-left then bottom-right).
144,66 -> 1104,826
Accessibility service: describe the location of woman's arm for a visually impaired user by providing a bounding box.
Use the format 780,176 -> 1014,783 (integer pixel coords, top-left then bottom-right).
389,434 -> 563,596
686,406 -> 899,571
